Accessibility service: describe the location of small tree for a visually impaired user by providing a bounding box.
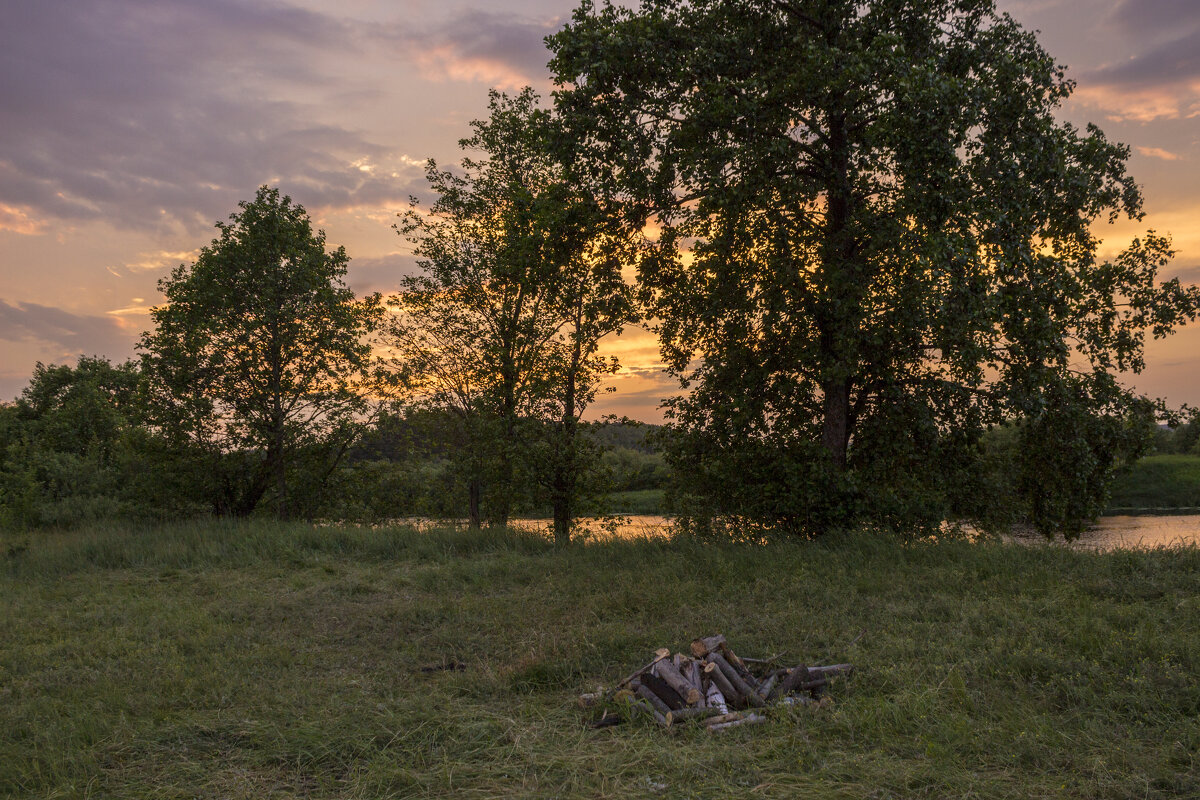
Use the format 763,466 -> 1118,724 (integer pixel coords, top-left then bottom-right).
0,357 -> 144,528
140,187 -> 384,518
390,90 -> 636,539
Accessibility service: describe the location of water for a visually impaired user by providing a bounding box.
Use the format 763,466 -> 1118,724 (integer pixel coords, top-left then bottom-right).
1030,514 -> 1200,551
511,513 -> 1200,551
389,512 -> 1199,550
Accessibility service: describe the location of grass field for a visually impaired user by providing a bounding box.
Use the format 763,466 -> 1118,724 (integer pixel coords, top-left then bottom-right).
1108,454 -> 1200,512
2,521 -> 1197,799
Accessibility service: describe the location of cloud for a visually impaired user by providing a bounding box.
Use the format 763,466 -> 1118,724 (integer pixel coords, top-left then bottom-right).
0,0 -> 422,236
1137,146 -> 1184,161
1108,0 -> 1200,38
1075,26 -> 1200,121
0,202 -> 46,235
0,299 -> 136,361
392,10 -> 561,90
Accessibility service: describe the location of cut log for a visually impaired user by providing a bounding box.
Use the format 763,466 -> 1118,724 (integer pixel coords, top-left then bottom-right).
719,645 -> 755,683
707,713 -> 766,732
808,663 -> 854,678
770,665 -> 811,700
616,647 -> 672,689
684,658 -> 705,702
627,697 -> 671,727
703,661 -> 742,707
708,652 -> 765,707
640,670 -> 686,710
705,677 -> 729,714
701,711 -> 745,726
690,634 -> 727,658
671,705 -> 726,722
757,672 -> 779,700
653,659 -> 701,706
634,681 -> 674,720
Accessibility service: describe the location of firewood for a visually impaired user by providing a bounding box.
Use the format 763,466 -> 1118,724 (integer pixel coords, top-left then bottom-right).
702,661 -> 742,706
708,652 -> 765,707
671,706 -> 726,722
770,665 -> 811,700
808,663 -> 854,678
757,672 -> 779,700
701,711 -> 745,726
634,681 -> 674,719
705,678 -> 729,714
616,647 -> 672,690
684,658 -> 705,702
719,645 -> 755,683
640,670 -> 686,710
626,696 -> 671,727
707,713 -> 767,732
690,634 -> 727,658
654,659 -> 702,706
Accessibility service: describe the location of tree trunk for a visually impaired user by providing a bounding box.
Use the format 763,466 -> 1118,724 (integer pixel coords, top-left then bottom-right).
818,111 -> 857,473
468,478 -> 482,530
820,378 -> 851,471
552,315 -> 583,546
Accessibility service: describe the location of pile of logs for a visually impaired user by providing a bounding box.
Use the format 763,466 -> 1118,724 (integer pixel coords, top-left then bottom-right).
580,634 -> 853,732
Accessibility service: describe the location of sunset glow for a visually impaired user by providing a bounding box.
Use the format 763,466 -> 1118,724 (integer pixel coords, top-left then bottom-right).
2,0 -> 1197,420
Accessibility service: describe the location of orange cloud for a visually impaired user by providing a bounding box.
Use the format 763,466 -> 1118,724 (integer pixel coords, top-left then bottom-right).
1074,83 -> 1200,123
0,203 -> 47,235
1136,146 -> 1183,161
125,249 -> 200,272
414,46 -> 533,90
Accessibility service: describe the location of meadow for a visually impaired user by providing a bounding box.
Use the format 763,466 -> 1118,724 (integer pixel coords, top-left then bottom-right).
1,521 -> 1197,799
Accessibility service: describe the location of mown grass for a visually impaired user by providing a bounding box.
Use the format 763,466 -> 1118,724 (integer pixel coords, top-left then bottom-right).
1,520 -> 1197,799
1108,454 -> 1200,512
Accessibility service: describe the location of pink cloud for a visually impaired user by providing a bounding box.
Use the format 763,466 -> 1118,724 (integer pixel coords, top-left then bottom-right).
1136,146 -> 1184,161
0,203 -> 47,235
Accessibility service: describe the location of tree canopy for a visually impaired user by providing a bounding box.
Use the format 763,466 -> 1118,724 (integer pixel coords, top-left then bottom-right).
549,0 -> 1200,536
139,186 -> 384,518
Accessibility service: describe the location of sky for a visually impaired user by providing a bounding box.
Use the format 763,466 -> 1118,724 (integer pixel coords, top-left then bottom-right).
1,0 -> 1197,421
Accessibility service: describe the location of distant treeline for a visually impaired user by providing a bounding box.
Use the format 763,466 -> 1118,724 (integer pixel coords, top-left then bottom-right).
0,356 -> 669,531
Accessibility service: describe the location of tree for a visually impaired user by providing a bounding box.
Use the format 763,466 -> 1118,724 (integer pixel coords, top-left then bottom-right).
549,0 -> 1200,536
390,89 -> 636,539
0,357 -> 150,528
139,186 -> 384,518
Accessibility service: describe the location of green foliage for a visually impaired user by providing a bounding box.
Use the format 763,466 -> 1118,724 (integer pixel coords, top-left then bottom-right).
0,357 -> 183,529
139,186 -> 385,519
1108,454 -> 1200,511
549,0 -> 1200,538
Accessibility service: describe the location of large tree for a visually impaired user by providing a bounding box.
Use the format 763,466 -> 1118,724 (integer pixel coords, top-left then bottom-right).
139,187 -> 384,518
549,0 -> 1200,537
390,89 -> 636,539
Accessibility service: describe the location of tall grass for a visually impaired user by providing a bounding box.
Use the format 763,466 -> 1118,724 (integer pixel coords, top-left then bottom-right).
2,520 -> 1197,798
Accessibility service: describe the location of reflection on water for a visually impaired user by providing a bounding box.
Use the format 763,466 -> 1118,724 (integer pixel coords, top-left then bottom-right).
395,513 -> 1198,551
1059,514 -> 1199,551
512,514 -> 1200,551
